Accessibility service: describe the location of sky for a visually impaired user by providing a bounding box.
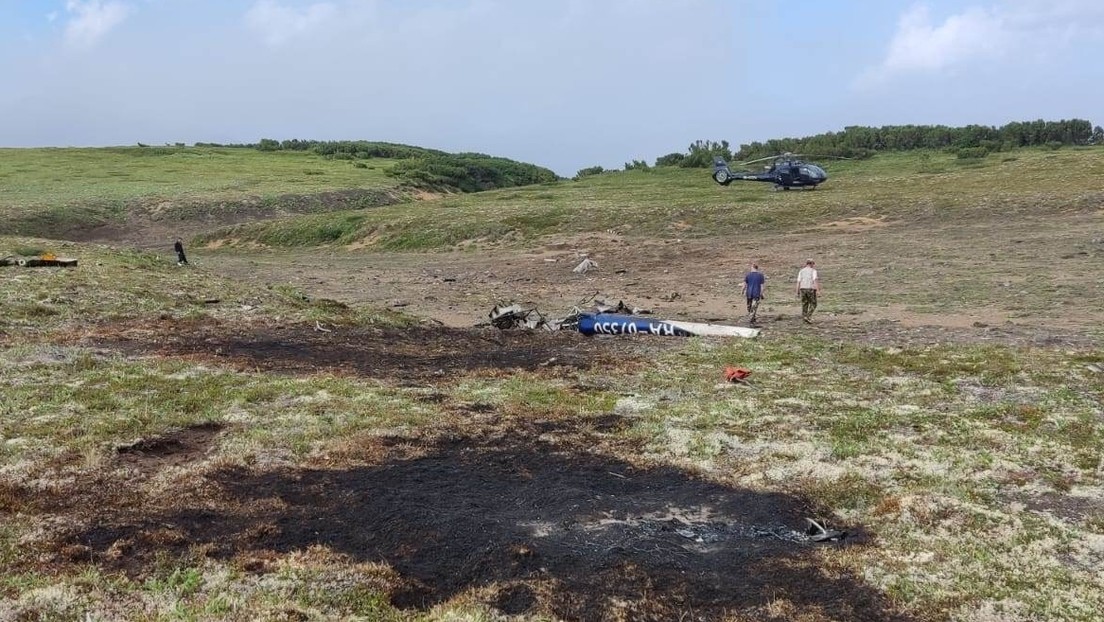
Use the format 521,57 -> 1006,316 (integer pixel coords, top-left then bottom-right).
2,0 -> 1103,175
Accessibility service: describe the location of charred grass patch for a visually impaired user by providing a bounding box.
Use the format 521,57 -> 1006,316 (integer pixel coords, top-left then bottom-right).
82,317 -> 652,383
13,425 -> 907,622
0,324 -> 909,621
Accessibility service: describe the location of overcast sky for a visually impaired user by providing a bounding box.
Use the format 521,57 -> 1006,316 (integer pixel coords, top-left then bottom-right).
2,0 -> 1102,175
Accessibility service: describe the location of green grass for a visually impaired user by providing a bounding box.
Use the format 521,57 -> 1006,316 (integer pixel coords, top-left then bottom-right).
196,147 -> 1104,250
620,336 -> 1104,619
0,147 -> 402,237
0,146 -> 398,209
0,236 -> 413,338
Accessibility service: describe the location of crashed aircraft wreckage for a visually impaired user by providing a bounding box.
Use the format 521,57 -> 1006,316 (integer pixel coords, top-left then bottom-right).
484,302 -> 760,339
578,313 -> 760,338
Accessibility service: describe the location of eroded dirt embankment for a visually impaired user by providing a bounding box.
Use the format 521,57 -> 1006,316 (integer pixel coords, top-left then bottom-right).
13,188 -> 407,247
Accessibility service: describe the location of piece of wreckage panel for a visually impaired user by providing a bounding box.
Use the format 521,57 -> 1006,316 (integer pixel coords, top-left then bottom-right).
578,313 -> 759,338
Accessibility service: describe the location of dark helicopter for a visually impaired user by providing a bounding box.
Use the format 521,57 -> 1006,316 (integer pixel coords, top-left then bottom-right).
712,153 -> 832,190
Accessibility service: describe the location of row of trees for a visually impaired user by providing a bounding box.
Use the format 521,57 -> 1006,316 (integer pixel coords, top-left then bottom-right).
256,138 -> 448,160
388,153 -> 559,192
645,120 -> 1101,169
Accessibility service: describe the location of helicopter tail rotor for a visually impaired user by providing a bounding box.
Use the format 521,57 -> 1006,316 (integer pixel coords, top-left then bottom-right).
711,156 -> 733,185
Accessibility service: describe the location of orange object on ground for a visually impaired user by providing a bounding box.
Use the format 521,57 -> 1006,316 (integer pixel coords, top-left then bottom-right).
724,366 -> 752,382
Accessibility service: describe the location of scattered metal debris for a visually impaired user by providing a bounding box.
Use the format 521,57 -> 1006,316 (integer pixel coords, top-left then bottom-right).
0,254 -> 79,268
805,518 -> 847,543
486,304 -> 554,331
573,258 -> 599,274
594,298 -> 651,315
593,515 -> 844,547
481,299 -> 759,338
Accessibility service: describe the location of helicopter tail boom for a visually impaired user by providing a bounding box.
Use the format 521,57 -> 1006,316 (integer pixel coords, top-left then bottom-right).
713,157 -> 776,185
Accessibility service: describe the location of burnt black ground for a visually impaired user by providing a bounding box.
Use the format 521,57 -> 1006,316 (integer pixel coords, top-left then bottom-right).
51,428 -> 915,622
88,319 -> 663,382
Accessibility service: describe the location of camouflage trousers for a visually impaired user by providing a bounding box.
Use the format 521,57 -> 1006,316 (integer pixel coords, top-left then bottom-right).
746,297 -> 761,322
799,289 -> 817,320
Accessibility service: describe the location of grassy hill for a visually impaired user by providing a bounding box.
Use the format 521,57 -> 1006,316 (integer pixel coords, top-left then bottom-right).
0,146 -> 404,239
6,145 -> 1099,248
0,144 -> 558,241
196,147 -> 1104,250
0,147 -> 398,208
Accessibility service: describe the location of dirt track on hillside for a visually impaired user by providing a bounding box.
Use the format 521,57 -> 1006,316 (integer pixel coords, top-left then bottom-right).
57,188 -> 406,249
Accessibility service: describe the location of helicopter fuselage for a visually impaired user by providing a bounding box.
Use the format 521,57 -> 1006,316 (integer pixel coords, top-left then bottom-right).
712,156 -> 829,189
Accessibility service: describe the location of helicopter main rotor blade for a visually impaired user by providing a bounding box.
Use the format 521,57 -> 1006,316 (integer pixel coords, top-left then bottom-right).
733,152 -> 853,167
790,153 -> 854,160
737,155 -> 781,167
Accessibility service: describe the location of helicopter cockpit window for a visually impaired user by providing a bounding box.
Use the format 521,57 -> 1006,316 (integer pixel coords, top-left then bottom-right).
806,165 -> 827,178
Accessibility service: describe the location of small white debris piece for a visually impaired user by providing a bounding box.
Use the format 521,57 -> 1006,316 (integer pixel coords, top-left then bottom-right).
804,518 -> 847,543
573,258 -> 598,274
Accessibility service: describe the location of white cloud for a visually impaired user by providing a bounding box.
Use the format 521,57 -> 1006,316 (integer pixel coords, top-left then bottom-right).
245,0 -> 340,47
863,1 -> 1104,84
883,5 -> 1008,73
64,1 -> 131,48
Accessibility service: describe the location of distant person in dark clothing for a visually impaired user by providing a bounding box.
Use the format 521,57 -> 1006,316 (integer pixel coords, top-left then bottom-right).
740,263 -> 767,324
174,238 -> 189,266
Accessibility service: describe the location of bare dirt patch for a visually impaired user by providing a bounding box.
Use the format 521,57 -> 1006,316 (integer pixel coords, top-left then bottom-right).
115,423 -> 224,474
200,212 -> 1104,346
81,318 -> 665,381
814,216 -> 890,233
1005,489 -> 1104,526
804,317 -> 1099,349
62,188 -> 406,248
26,422 -> 912,622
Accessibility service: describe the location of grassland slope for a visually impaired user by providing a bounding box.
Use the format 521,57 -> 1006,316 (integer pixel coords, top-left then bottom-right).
0,144 -> 558,244
197,147 -> 1104,251
0,147 -> 408,242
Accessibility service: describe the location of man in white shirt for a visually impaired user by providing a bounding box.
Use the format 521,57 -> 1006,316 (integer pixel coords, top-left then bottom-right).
795,259 -> 820,323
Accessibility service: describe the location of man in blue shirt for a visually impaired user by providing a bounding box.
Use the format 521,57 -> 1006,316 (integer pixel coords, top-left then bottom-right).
740,263 -> 767,324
